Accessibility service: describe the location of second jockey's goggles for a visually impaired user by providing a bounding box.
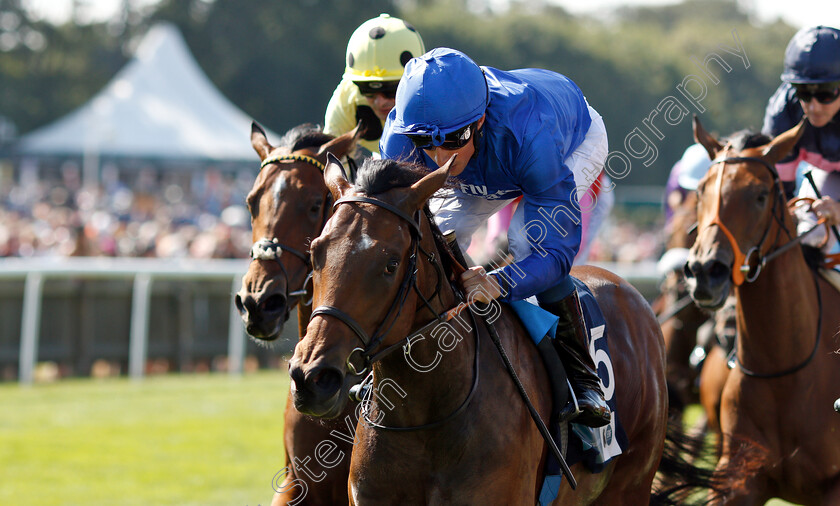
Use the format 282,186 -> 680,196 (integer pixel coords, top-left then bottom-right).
355,80 -> 400,99
794,82 -> 840,104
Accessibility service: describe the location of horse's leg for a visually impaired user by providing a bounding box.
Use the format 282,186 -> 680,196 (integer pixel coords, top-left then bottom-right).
699,345 -> 729,445
707,459 -> 772,506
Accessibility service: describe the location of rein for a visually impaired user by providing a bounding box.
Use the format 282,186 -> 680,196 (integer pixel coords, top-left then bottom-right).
706,155 -> 825,378
732,269 -> 823,378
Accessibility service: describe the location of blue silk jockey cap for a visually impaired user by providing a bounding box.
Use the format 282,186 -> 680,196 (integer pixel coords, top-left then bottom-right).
391,47 -> 489,145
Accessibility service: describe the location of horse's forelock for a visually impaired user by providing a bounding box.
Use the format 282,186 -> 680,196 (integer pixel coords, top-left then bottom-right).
354,158 -> 431,196
278,123 -> 334,152
724,130 -> 772,153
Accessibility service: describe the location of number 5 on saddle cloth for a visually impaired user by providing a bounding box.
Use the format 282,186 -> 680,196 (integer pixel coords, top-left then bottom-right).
509,278 -> 628,505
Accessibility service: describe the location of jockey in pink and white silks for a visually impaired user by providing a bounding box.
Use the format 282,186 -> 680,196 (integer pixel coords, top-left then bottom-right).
762,25 -> 840,256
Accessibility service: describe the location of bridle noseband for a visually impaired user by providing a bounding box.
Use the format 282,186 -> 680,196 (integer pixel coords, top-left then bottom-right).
704,155 -> 814,286
249,154 -> 331,314
309,195 -> 431,376
703,154 -> 824,378
309,194 -> 482,431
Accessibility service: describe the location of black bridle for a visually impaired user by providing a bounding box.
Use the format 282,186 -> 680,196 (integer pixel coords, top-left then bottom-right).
310,193 -> 576,486
309,195 -> 482,433
248,154 -> 332,318
310,196 -> 446,375
703,155 -> 823,378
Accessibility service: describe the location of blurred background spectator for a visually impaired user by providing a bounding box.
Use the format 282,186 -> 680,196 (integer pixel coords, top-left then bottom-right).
0,161 -> 254,259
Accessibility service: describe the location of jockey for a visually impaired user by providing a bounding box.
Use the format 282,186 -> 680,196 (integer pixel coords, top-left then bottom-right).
324,14 -> 425,160
762,25 -> 840,249
380,47 -> 611,427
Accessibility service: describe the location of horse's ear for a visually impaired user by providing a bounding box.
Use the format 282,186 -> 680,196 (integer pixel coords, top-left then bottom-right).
324,152 -> 353,201
251,122 -> 272,160
318,123 -> 363,159
761,118 -> 806,165
406,154 -> 455,210
692,115 -> 723,160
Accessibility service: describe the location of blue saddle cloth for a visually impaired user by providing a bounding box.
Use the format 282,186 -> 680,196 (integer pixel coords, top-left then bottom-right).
508,277 -> 628,506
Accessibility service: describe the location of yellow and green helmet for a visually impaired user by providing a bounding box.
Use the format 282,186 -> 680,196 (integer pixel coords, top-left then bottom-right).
343,13 -> 425,83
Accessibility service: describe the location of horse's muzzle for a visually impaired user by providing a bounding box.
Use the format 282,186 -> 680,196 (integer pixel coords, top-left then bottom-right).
288,358 -> 346,418
683,258 -> 730,310
235,290 -> 289,340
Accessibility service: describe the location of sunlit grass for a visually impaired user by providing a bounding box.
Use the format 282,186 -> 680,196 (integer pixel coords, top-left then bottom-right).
0,372 -> 290,506
0,375 -> 799,505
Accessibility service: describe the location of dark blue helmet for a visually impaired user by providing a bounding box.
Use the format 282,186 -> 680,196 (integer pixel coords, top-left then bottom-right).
781,25 -> 840,84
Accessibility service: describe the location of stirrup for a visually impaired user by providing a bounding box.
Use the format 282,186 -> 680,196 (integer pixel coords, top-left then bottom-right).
559,378 -> 581,424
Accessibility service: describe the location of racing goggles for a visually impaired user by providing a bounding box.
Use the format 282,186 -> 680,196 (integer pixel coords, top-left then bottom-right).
406,122 -> 476,151
794,83 -> 840,105
355,80 -> 399,100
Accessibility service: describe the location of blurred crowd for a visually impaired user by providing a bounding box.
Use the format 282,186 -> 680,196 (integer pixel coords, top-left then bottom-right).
462,208 -> 664,267
0,160 -> 664,263
585,217 -> 663,264
0,161 -> 255,259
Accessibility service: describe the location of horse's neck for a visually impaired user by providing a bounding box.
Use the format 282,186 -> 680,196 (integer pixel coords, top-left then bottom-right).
735,241 -> 818,366
369,217 -> 476,428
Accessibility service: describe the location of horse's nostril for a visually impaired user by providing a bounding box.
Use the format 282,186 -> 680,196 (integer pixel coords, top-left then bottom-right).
311,367 -> 343,396
683,261 -> 695,279
262,294 -> 287,313
234,294 -> 245,315
290,365 -> 305,390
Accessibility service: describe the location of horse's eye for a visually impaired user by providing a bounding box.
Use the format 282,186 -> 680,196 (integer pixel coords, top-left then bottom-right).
385,259 -> 399,275
308,199 -> 322,217
756,191 -> 768,206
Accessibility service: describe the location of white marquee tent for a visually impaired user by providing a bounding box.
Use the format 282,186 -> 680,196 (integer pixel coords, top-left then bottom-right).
16,22 -> 270,165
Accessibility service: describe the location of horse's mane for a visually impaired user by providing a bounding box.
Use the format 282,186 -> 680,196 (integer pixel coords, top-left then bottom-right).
354,158 -> 433,196
724,130 -> 771,152
279,123 -> 334,152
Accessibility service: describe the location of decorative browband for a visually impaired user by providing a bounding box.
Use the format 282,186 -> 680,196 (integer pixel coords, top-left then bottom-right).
260,154 -> 325,172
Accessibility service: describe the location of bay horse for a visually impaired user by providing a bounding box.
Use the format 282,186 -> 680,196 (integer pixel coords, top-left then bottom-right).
235,122 -> 360,505
684,116 -> 840,504
289,155 -> 669,504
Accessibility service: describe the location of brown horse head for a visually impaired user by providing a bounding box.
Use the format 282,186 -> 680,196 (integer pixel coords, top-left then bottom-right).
288,155 -> 454,418
683,116 -> 804,309
235,122 -> 359,341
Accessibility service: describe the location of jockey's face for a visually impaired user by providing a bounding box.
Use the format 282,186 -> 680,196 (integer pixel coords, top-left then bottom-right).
423,115 -> 486,176
363,92 -> 396,121
796,84 -> 840,128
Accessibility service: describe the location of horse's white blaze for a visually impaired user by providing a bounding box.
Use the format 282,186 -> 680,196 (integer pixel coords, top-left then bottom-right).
272,173 -> 288,211
354,232 -> 375,253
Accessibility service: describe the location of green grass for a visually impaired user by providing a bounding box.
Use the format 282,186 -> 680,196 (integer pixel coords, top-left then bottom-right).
0,375 -> 799,505
0,372 -> 291,506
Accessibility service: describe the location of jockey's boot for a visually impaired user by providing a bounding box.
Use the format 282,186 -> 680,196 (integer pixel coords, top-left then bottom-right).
541,289 -> 611,428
